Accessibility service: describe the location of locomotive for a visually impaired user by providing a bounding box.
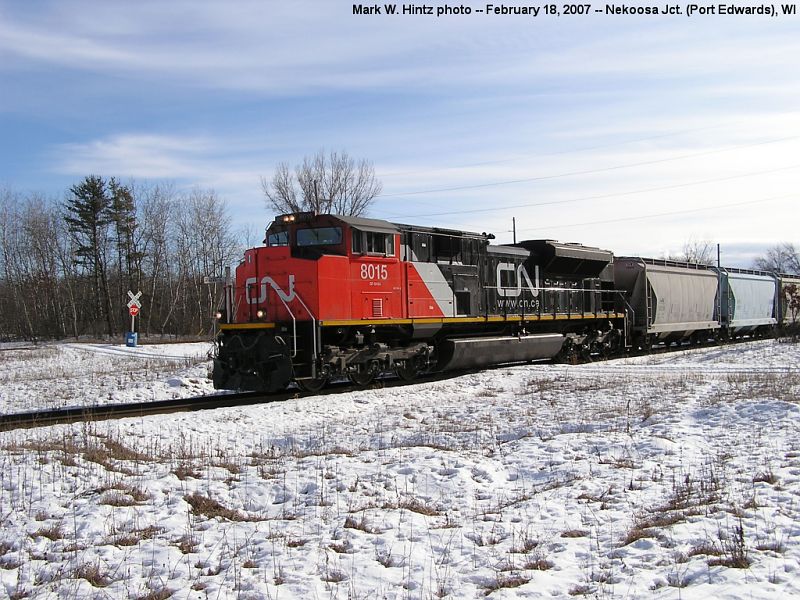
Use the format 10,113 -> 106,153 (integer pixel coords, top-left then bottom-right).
211,212 -> 797,392
211,212 -> 625,391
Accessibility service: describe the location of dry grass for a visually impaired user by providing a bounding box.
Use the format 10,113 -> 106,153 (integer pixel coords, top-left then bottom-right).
344,514 -> 377,534
184,493 -> 250,521
31,524 -> 62,541
112,525 -> 162,547
71,562 -> 111,587
483,573 -> 530,596
561,529 -> 588,538
135,588 -> 173,600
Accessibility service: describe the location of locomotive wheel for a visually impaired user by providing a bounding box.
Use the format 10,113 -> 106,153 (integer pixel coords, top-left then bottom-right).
296,376 -> 328,393
348,364 -> 378,387
395,360 -> 419,382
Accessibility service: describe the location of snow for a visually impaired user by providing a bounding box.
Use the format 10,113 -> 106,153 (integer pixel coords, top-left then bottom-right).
1,340 -> 800,599
0,342 -> 218,414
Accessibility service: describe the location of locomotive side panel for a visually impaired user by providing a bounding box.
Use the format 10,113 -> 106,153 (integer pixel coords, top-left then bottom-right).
406,262 -> 453,317
316,256 -> 351,320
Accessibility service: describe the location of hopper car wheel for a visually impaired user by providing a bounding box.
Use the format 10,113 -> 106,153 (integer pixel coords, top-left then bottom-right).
297,376 -> 328,393
349,363 -> 378,387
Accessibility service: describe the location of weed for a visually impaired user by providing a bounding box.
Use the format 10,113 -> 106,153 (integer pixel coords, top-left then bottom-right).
135,588 -> 173,600
71,562 -> 111,587
708,522 -> 750,568
483,573 -> 530,595
561,529 -> 588,538
31,524 -> 62,541
173,463 -> 200,480
184,492 -> 249,521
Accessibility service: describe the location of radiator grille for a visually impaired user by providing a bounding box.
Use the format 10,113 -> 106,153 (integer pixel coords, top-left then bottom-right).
372,298 -> 384,318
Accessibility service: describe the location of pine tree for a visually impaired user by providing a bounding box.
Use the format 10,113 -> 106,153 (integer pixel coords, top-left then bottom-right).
64,175 -> 115,336
108,178 -> 142,301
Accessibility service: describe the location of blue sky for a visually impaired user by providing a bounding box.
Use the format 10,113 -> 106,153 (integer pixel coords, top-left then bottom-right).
1,1 -> 799,266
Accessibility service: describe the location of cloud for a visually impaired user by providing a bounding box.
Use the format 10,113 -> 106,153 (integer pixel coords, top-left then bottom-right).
2,1 -> 798,97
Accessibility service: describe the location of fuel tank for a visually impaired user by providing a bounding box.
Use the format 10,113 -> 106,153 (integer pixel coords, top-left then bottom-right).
437,333 -> 565,371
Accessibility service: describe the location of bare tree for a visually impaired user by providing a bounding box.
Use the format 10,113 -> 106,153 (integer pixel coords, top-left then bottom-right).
754,242 -> 799,274
667,237 -> 715,265
261,149 -> 382,217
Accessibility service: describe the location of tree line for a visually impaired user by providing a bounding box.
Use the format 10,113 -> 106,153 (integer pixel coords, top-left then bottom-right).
0,149 -> 384,342
2,147 -> 797,341
0,178 -> 239,341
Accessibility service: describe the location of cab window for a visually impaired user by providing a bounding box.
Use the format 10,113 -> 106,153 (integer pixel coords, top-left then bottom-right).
296,227 -> 342,247
352,229 -> 395,256
267,230 -> 289,247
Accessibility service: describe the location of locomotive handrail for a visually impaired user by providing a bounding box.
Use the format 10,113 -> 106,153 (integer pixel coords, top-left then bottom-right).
273,292 -> 298,357
292,291 -> 319,374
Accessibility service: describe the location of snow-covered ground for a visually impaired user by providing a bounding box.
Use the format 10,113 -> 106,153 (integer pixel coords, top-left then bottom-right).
0,342 -> 217,414
1,340 -> 799,599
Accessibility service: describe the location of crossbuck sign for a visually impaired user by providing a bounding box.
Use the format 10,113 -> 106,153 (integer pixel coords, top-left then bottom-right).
127,290 -> 142,309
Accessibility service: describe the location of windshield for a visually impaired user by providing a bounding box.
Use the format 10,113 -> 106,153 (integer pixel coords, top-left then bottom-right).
296,227 -> 343,247
267,230 -> 289,247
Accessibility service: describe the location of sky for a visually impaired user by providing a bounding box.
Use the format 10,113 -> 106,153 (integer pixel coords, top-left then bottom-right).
1,1 -> 799,267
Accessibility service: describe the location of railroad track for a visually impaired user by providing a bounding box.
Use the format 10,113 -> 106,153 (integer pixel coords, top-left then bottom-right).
0,391 -> 274,432
0,368 -> 470,432
1,336 -> 784,432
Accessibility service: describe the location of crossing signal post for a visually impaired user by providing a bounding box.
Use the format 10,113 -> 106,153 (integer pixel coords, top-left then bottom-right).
126,290 -> 142,347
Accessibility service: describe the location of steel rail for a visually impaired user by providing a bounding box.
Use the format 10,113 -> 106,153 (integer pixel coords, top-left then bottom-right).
0,336 -> 784,433
0,368 -> 471,432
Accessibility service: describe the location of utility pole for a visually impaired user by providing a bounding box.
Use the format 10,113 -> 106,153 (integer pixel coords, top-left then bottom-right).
512,217 -> 516,244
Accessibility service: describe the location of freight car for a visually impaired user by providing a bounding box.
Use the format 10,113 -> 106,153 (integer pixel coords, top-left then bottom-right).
212,212 -> 625,391
613,257 -> 720,347
712,267 -> 777,338
777,273 -> 800,328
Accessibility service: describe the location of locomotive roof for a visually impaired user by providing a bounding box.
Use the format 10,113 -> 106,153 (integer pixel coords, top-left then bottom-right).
487,244 -> 530,257
333,214 -> 399,234
515,239 -> 613,263
392,222 -> 493,241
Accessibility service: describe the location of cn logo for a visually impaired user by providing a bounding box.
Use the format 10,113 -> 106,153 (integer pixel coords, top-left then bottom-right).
245,275 -> 296,304
496,263 -> 540,298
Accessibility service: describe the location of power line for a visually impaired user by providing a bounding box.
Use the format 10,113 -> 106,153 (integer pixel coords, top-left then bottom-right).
378,121 -> 730,178
509,193 -> 794,234
376,134 -> 800,198
378,163 -> 800,220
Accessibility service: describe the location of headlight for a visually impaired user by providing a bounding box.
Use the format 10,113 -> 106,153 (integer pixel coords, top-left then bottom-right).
256,309 -> 265,319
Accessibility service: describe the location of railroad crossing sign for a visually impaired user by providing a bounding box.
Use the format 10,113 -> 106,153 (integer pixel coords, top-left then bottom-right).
127,290 -> 142,309
127,291 -> 142,344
